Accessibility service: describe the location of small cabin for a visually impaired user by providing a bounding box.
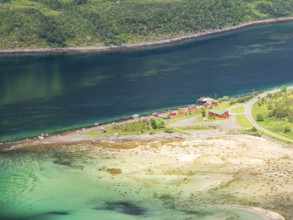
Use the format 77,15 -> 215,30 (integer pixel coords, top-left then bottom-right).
198,97 -> 213,104
169,111 -> 176,116
152,112 -> 159,117
208,109 -> 229,119
188,105 -> 196,111
177,109 -> 185,115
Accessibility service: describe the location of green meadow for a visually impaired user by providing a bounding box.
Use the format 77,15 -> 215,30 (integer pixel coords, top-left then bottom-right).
252,88 -> 293,140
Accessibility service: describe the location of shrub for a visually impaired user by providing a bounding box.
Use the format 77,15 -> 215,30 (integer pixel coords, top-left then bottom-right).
256,114 -> 264,122
281,86 -> 287,93
106,168 -> 122,175
156,119 -> 165,129
74,0 -> 88,5
150,118 -> 165,129
222,96 -> 230,101
229,98 -> 237,105
150,118 -> 157,129
267,93 -> 273,99
284,126 -> 291,133
267,104 -> 273,110
38,17 -> 70,47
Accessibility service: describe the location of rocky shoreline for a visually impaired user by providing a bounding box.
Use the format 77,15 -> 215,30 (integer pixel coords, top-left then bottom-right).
1,17 -> 293,55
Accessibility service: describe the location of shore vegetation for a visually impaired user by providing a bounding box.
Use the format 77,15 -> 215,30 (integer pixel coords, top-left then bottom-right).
86,118 -> 166,137
252,87 -> 293,139
218,93 -> 258,105
0,0 -> 293,49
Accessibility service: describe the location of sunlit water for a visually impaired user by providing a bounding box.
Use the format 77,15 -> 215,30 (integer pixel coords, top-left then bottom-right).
0,145 -> 269,220
1,22 -> 293,141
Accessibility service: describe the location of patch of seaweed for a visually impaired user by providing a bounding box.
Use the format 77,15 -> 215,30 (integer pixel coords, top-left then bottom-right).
53,159 -> 72,167
46,211 -> 69,215
106,168 -> 122,175
102,201 -> 146,215
98,140 -> 145,149
181,209 -> 210,217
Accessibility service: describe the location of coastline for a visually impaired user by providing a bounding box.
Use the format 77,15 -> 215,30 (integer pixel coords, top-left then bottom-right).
1,130 -> 291,220
1,86 -> 292,147
2,86 -> 292,146
0,106 -> 180,144
0,17 -> 293,55
0,91 -> 292,219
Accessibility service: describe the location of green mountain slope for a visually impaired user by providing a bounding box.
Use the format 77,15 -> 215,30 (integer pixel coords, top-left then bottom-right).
0,0 -> 292,49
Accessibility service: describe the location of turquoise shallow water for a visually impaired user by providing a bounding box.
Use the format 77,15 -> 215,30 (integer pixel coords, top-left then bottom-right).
0,144 -> 270,220
1,22 -> 293,141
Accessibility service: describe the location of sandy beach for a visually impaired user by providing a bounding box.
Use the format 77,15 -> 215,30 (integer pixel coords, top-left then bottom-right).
1,17 -> 293,55
1,123 -> 293,219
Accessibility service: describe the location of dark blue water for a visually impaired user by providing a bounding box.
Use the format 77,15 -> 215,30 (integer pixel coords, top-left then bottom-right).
1,22 -> 293,141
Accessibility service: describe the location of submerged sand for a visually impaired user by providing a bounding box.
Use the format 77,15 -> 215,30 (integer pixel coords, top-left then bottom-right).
1,133 -> 292,219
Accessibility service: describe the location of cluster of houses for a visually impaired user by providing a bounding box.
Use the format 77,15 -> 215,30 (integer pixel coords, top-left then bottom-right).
152,97 -> 229,119
198,97 -> 229,119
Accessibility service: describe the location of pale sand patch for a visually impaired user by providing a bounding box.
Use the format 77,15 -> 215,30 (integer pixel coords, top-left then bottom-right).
90,135 -> 292,219
227,205 -> 286,220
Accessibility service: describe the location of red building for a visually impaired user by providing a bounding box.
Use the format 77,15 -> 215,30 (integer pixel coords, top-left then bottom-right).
208,109 -> 229,119
169,111 -> 176,116
152,112 -> 159,117
188,105 -> 196,111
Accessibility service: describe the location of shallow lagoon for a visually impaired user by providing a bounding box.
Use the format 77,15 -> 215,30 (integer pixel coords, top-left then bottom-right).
1,136 -> 291,219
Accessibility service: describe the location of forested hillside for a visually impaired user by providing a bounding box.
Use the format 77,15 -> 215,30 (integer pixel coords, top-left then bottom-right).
0,0 -> 293,49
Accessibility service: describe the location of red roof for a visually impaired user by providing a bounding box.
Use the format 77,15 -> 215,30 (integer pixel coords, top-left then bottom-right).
169,112 -> 176,116
152,112 -> 159,117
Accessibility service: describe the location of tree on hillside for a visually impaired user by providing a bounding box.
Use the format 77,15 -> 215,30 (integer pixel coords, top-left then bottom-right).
38,17 -> 70,46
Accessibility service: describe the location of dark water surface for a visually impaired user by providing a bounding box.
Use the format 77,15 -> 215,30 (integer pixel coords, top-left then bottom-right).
1,22 -> 293,141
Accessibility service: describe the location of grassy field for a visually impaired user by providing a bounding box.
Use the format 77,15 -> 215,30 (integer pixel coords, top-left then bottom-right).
86,117 -> 192,138
86,118 -> 164,137
215,102 -> 232,110
0,0 -> 293,49
179,125 -> 210,130
236,114 -> 252,128
251,88 -> 293,140
231,106 -> 245,114
164,109 -> 199,123
86,108 -> 212,138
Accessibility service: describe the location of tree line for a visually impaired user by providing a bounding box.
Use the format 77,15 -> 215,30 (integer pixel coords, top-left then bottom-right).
0,0 -> 292,49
